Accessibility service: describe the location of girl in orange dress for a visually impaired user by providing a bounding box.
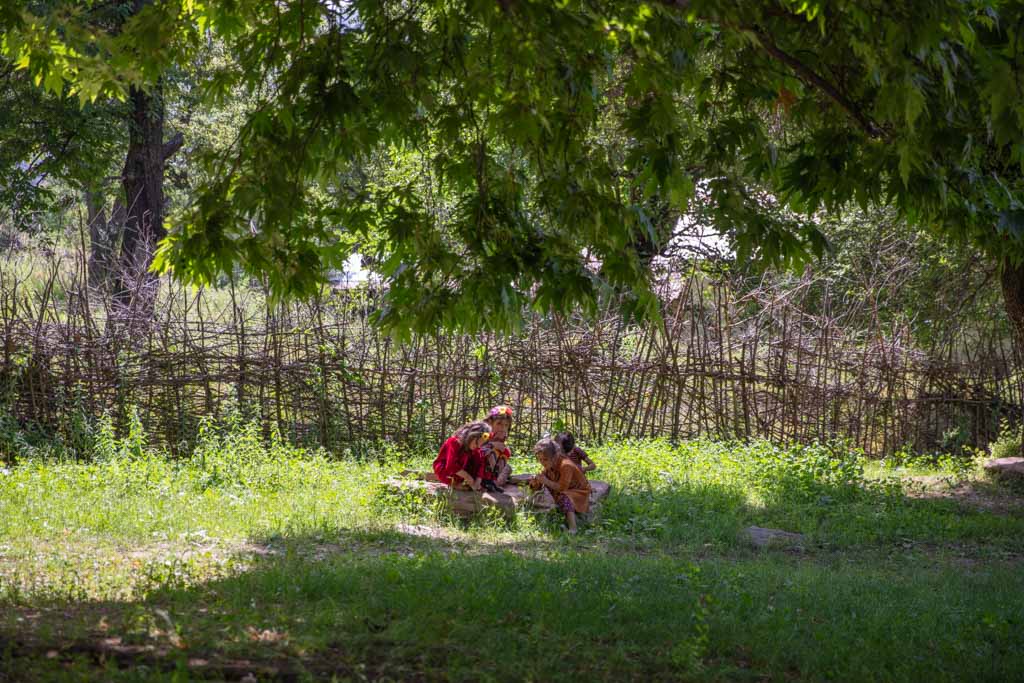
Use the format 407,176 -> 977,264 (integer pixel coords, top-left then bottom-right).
529,437 -> 591,534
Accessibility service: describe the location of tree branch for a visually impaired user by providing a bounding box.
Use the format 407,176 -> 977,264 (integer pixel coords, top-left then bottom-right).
161,131 -> 184,162
752,28 -> 882,139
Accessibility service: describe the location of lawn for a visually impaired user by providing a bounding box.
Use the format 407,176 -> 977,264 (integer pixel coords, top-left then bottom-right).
1,419 -> 1022,681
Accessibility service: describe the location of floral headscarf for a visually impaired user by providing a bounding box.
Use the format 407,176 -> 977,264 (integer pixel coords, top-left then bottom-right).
488,405 -> 514,419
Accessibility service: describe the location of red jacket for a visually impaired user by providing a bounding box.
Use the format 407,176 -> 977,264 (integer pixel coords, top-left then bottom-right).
433,436 -> 482,485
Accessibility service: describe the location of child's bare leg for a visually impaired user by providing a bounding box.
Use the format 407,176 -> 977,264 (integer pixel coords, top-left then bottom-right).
555,494 -> 578,534
565,509 -> 578,534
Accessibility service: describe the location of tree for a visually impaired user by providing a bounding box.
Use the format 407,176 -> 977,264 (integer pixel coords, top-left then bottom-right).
4,1 -> 1024,341
1,0 -> 188,311
690,2 -> 1024,347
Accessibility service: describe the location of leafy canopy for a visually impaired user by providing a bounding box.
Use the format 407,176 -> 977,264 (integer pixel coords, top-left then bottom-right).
4,1 -> 1024,333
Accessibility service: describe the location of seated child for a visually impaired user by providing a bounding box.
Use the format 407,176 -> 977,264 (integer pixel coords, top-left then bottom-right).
556,432 -> 596,473
479,405 -> 515,492
529,437 -> 591,534
433,421 -> 491,491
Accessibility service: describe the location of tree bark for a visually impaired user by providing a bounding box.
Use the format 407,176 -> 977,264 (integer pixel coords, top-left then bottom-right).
85,190 -> 128,289
1000,258 -> 1024,353
113,82 -> 167,313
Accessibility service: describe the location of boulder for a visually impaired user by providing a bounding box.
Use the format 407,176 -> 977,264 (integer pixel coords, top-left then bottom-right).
983,457 -> 1024,482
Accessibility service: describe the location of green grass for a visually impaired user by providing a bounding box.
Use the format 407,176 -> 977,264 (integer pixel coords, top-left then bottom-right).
1,422 -> 1023,681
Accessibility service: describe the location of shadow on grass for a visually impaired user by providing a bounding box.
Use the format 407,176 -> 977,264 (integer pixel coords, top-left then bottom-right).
1,527 -> 711,681
3,477 -> 1024,681
905,475 -> 1024,516
4,522 -> 1024,683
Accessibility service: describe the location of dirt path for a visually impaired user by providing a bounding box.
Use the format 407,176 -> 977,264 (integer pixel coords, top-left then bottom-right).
905,475 -> 1024,517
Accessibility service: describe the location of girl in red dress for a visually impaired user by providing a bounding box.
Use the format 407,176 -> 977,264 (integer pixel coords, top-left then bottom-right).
432,421 -> 491,490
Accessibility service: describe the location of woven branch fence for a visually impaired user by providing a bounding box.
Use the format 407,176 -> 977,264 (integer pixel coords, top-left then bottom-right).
1,257 -> 1022,459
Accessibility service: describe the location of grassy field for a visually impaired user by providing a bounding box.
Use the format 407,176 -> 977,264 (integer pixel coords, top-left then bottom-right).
1,419 -> 1023,681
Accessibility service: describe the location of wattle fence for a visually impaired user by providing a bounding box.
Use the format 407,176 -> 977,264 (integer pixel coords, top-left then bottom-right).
1,257 -> 1021,459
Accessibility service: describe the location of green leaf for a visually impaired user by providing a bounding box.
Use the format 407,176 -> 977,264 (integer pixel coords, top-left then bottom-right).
904,81 -> 926,129
997,209 -> 1024,240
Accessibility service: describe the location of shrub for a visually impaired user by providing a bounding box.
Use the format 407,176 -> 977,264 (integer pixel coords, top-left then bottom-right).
988,419 -> 1022,461
189,410 -> 311,491
744,439 -> 898,504
0,411 -> 69,463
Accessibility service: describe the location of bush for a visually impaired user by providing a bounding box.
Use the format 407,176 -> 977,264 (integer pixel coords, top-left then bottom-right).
988,420 -> 1022,461
0,411 -> 71,463
189,410 -> 314,491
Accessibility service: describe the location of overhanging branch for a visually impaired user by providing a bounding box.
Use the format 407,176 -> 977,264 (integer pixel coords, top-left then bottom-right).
752,29 -> 882,139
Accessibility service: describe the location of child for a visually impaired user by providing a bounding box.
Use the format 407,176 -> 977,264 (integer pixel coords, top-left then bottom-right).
479,405 -> 514,492
433,421 -> 491,491
529,437 -> 591,534
555,432 -> 596,473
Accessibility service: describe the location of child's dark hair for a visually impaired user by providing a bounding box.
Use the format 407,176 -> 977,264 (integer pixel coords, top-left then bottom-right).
534,437 -> 562,460
556,432 -> 575,453
453,421 -> 492,447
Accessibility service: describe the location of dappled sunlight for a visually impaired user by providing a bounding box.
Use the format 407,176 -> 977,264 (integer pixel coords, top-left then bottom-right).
3,538 -> 717,680
6,1 -> 1024,678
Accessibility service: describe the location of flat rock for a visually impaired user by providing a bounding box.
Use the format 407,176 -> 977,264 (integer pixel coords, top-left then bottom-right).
743,525 -> 804,549
984,457 -> 1024,481
385,472 -> 610,520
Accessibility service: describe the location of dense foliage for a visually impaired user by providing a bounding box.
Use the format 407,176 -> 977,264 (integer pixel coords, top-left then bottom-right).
4,1 -> 1022,333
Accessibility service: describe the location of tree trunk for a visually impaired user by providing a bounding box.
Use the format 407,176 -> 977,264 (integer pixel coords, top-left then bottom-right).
85,190 -> 122,288
1000,258 -> 1024,353
999,258 -> 1024,457
114,82 -> 167,314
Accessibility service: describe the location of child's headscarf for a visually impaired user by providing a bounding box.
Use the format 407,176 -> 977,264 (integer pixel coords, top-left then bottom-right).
487,405 -> 514,420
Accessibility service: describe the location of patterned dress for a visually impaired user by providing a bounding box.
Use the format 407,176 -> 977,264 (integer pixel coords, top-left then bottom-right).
565,446 -> 590,471
480,440 -> 512,485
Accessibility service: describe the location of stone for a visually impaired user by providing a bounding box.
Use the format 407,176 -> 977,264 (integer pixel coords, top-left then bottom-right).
983,457 -> 1024,482
384,472 -> 611,520
743,525 -> 804,549
579,501 -> 603,525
